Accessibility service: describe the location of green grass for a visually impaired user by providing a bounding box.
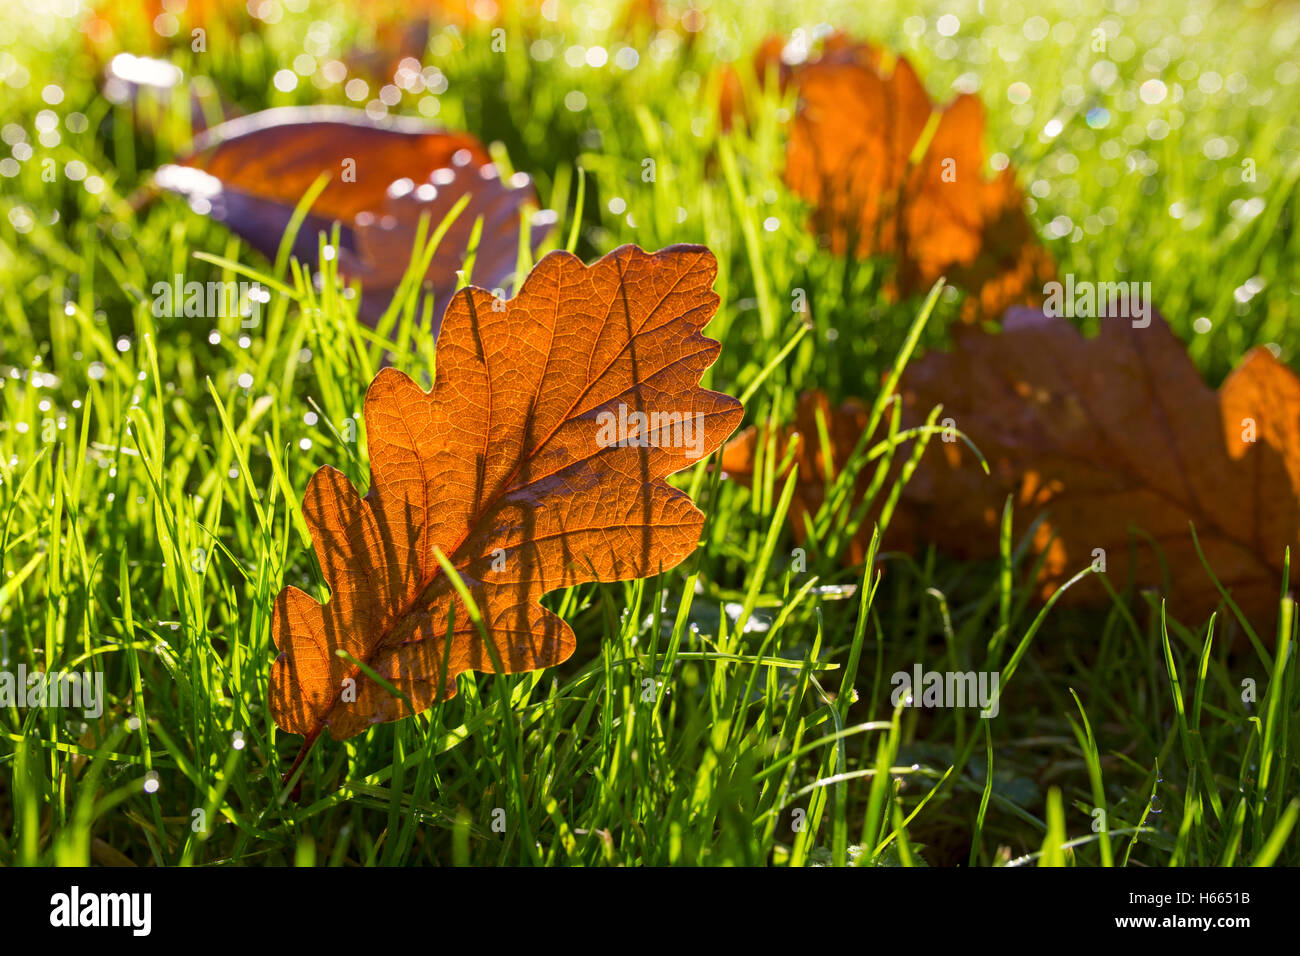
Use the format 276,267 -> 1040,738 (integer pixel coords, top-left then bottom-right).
1,0 -> 1298,866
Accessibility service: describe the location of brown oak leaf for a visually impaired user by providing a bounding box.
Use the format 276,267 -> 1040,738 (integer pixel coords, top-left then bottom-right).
899,307 -> 1300,625
895,95 -> 1058,324
270,244 -> 743,743
781,35 -> 1055,321
718,31 -> 884,132
155,106 -> 555,328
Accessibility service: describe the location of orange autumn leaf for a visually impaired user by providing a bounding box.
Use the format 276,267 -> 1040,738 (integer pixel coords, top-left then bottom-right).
717,31 -> 884,132
895,95 -> 1058,324
781,35 -> 1054,321
899,306 -> 1300,625
155,106 -> 554,327
270,244 -> 744,742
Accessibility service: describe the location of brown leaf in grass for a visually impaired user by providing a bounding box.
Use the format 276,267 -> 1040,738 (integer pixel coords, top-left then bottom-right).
717,31 -> 887,132
155,106 -> 555,328
899,307 -> 1300,625
777,34 -> 1054,321
270,244 -> 743,742
894,95 -> 1059,323
786,55 -> 932,259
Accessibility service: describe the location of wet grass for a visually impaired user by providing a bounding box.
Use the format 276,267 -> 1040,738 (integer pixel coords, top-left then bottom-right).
1,0 -> 1298,865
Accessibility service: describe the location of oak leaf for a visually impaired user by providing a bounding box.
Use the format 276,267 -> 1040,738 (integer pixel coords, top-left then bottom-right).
717,31 -> 887,132
155,106 -> 554,328
780,34 -> 1054,321
899,307 -> 1300,625
270,244 -> 743,742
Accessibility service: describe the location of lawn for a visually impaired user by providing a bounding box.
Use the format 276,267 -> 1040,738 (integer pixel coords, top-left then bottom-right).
1,0 -> 1298,867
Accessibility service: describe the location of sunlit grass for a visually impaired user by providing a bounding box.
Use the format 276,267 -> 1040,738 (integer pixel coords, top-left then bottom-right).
1,0 -> 1298,865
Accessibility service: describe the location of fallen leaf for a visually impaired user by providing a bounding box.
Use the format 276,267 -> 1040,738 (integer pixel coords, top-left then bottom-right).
895,94 -> 1058,323
786,55 -> 931,259
271,244 -> 743,742
899,307 -> 1300,625
717,31 -> 884,132
155,106 -> 555,328
779,34 -> 1054,320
